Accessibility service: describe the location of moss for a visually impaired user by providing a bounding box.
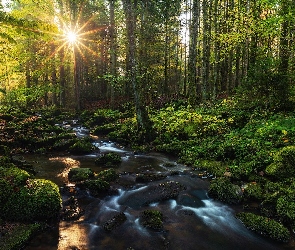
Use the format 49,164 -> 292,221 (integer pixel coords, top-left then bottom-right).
95,152 -> 122,166
265,146 -> 295,179
195,160 -> 226,177
68,168 -> 94,182
243,182 -> 263,201
102,212 -> 127,231
96,168 -> 118,182
0,223 -> 41,250
1,179 -> 61,221
0,179 -> 13,205
208,177 -> 242,204
82,179 -> 110,196
140,210 -> 163,231
0,166 -> 30,186
236,212 -> 290,243
69,139 -> 95,154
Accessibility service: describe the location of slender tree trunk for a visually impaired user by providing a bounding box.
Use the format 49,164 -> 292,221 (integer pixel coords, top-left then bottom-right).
201,0 -> 211,101
279,0 -> 289,75
122,0 -> 153,141
59,48 -> 66,107
51,44 -> 57,106
188,0 -> 200,104
109,0 -> 117,107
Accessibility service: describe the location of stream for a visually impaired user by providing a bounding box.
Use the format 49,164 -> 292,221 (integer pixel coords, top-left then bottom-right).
23,125 -> 291,250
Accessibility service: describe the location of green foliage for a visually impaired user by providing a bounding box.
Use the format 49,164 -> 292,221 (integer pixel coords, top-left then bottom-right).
236,212 -> 290,243
0,223 -> 41,250
95,152 -> 122,166
208,177 -> 242,204
1,179 -> 61,221
140,210 -> 163,230
0,166 -> 30,186
0,179 -> 13,205
265,146 -> 295,178
68,168 -> 94,182
82,109 -> 123,127
243,183 -> 263,201
96,168 -> 118,182
2,86 -> 59,109
69,138 -> 95,155
276,182 -> 295,224
83,179 -> 110,196
240,58 -> 291,110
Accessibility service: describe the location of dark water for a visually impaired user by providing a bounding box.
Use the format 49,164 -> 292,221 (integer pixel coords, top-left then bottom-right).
23,127 -> 294,250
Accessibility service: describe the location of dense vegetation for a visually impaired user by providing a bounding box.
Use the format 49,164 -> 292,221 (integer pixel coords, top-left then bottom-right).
1,0 -> 295,248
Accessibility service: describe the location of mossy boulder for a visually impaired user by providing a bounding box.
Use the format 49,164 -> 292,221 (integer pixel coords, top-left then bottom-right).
276,185 -> 295,225
265,146 -> 295,179
68,168 -> 94,182
139,210 -> 163,231
96,168 -> 118,182
236,212 -> 290,243
243,182 -> 263,201
81,179 -> 110,196
95,152 -> 121,166
0,223 -> 41,250
102,212 -> 127,231
135,172 -> 166,183
69,139 -> 95,154
0,179 -> 13,205
0,166 -> 31,186
1,179 -> 61,221
208,177 -> 242,204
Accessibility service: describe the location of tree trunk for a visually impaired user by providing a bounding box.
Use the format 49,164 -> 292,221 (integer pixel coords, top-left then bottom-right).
122,0 -> 153,141
188,0 -> 200,104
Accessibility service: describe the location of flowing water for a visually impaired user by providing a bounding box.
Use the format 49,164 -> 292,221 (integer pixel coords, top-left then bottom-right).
24,126 -> 293,250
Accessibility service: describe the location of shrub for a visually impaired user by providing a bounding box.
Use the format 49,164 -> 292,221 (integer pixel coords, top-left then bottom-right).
236,212 -> 290,242
1,179 -> 61,221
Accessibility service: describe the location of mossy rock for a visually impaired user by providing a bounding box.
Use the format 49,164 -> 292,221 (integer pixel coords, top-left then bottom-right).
276,186 -> 295,225
265,146 -> 295,179
95,152 -> 121,166
52,138 -> 76,151
102,212 -> 127,231
0,179 -> 13,205
208,177 -> 242,204
135,172 -> 166,183
0,166 -> 30,186
1,179 -> 61,221
69,139 -> 95,155
236,212 -> 290,243
92,124 -> 117,135
140,210 -> 163,231
68,168 -> 94,182
82,179 -> 110,196
96,168 -> 118,182
0,223 -> 41,250
243,182 -> 263,201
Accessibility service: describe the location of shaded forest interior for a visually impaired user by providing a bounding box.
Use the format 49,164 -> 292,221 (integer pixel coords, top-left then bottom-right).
0,0 -> 294,112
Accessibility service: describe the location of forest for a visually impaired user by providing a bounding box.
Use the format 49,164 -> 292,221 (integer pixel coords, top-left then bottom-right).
0,0 -> 295,249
